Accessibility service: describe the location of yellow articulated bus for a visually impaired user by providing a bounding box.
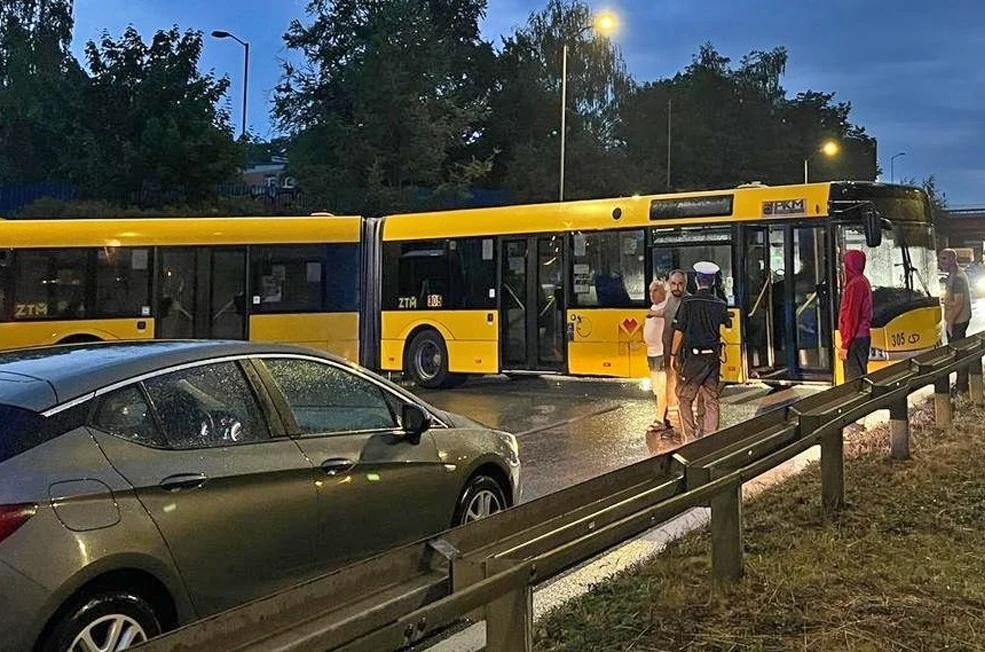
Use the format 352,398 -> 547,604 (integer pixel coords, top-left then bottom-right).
375,181 -> 943,388
0,181 -> 942,389
0,216 -> 368,363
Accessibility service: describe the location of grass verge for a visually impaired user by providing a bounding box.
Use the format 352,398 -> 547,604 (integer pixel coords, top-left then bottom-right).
534,399 -> 985,651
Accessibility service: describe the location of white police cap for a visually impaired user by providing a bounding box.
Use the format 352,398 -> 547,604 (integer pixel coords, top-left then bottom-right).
693,261 -> 720,275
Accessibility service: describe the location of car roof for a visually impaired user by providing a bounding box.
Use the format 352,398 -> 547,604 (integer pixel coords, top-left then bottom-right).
0,340 -> 345,412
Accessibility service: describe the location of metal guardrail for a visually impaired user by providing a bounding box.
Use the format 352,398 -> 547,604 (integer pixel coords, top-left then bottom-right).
137,334 -> 985,652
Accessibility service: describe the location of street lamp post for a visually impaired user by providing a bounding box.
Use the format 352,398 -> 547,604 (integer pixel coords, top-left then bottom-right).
804,140 -> 840,183
211,30 -> 249,139
559,11 -> 617,202
890,151 -> 906,183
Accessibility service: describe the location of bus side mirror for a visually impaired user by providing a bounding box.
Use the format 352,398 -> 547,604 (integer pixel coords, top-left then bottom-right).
862,207 -> 882,248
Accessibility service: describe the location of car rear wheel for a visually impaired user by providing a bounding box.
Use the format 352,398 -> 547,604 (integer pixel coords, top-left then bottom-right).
40,590 -> 162,652
453,475 -> 507,526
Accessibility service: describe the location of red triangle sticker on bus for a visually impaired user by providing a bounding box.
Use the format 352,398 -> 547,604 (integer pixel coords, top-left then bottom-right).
621,317 -> 640,334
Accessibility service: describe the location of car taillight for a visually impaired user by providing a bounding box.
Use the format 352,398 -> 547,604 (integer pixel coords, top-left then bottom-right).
0,504 -> 36,544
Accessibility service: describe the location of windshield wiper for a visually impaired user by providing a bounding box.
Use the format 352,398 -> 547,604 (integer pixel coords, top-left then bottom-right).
894,225 -> 930,297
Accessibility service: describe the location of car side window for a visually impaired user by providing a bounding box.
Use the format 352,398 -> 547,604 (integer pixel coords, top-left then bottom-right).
91,386 -> 167,447
144,362 -> 270,449
262,358 -> 397,434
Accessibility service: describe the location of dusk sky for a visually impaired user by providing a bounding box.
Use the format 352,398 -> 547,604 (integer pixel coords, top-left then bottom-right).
72,0 -> 985,205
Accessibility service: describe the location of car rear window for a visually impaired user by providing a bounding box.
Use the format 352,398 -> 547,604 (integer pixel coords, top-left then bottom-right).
0,403 -> 88,463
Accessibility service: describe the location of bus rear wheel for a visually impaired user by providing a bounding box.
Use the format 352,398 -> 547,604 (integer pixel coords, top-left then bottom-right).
406,330 -> 460,389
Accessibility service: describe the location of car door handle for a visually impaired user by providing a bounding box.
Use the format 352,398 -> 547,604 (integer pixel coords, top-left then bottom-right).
159,473 -> 208,492
320,458 -> 356,476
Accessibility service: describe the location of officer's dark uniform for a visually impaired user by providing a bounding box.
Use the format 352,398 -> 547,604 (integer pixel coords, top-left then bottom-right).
673,275 -> 732,438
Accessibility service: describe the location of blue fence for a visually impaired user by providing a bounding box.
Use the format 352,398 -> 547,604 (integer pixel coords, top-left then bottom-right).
0,182 -> 514,216
0,183 -> 76,214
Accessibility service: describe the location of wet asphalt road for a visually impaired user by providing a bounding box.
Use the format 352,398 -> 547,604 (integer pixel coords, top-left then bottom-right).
412,301 -> 985,503
416,376 -> 819,501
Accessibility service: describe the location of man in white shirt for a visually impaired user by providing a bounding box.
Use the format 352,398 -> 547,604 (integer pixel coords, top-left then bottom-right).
644,279 -> 671,434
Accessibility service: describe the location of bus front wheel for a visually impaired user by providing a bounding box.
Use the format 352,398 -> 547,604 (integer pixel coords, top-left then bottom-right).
406,330 -> 459,389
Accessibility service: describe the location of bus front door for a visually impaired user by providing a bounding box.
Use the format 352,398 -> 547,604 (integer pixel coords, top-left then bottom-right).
500,236 -> 566,373
157,247 -> 248,340
743,225 -> 832,382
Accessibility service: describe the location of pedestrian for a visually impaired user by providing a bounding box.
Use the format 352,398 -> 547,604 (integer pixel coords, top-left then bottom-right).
643,279 -> 671,434
671,262 -> 732,439
838,250 -> 873,381
940,248 -> 972,393
662,269 -> 688,433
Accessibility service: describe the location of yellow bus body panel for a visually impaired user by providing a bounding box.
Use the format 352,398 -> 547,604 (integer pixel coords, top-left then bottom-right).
565,307 -> 743,382
833,304 -> 944,384
382,185 -> 834,241
0,318 -> 155,351
381,311 -> 499,374
1,215 -> 362,247
249,313 -> 360,362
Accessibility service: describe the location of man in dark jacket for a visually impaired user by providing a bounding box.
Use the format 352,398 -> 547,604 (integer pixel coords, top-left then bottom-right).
671,262 -> 732,438
838,250 -> 873,381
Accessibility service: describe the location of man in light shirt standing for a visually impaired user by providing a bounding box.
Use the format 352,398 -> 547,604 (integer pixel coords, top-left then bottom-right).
644,279 -> 671,434
940,248 -> 973,394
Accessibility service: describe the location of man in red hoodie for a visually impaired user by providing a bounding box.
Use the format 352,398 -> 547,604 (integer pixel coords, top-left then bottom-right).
838,250 -> 873,380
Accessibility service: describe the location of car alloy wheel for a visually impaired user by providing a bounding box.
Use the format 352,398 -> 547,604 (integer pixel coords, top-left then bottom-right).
68,613 -> 148,652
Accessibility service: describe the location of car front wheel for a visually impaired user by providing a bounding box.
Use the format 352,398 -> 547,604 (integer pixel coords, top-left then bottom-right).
453,475 -> 508,526
40,590 -> 162,652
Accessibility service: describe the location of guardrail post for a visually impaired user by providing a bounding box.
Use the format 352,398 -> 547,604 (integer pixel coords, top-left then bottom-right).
821,429 -> 845,511
934,377 -> 953,429
710,481 -> 743,583
969,357 -> 985,406
889,398 -> 910,460
485,559 -> 532,652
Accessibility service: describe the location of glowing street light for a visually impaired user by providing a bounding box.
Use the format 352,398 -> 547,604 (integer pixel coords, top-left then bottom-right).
804,140 -> 840,183
593,10 -> 619,36
560,9 -> 619,201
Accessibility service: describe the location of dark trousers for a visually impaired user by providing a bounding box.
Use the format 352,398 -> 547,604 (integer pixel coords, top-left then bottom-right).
949,321 -> 970,392
676,353 -> 721,438
844,336 -> 870,381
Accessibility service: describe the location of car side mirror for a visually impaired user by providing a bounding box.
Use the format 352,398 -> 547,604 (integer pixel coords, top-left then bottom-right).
862,206 -> 883,248
401,403 -> 431,443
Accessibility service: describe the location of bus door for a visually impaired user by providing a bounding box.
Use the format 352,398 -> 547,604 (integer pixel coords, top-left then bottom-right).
500,236 -> 566,372
743,225 -> 832,381
157,247 -> 248,340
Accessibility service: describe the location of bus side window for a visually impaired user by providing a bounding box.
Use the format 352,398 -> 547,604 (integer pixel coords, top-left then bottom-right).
0,250 -> 9,320
571,231 -> 645,308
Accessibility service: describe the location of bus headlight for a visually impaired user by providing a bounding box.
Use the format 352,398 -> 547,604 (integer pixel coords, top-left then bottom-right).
975,277 -> 985,293
869,347 -> 890,361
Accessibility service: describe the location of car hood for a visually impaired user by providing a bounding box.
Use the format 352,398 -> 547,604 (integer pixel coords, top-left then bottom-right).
434,408 -> 490,431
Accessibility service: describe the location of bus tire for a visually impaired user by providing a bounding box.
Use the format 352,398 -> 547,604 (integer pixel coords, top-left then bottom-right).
405,330 -> 457,389
57,334 -> 102,345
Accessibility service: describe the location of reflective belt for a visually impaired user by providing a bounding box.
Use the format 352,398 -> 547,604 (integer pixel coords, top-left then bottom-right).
691,348 -> 716,355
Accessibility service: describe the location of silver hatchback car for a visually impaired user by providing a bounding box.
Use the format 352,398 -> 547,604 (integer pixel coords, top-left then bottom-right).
0,341 -> 520,652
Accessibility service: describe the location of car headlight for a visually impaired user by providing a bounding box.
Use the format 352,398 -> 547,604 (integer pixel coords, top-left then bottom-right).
498,431 -> 520,464
869,347 -> 890,361
975,277 -> 985,292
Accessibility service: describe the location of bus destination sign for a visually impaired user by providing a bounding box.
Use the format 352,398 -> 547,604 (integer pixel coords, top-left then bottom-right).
649,195 -> 733,220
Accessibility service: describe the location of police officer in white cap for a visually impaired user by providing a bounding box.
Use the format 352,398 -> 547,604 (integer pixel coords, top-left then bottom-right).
670,261 -> 732,439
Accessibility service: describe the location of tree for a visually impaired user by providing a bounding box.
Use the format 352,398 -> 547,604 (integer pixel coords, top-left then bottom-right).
484,0 -> 633,203
74,27 -> 242,202
275,0 -> 495,214
0,0 -> 84,183
618,43 -> 876,193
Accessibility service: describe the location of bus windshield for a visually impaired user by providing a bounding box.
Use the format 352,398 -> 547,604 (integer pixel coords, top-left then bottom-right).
838,220 -> 938,325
